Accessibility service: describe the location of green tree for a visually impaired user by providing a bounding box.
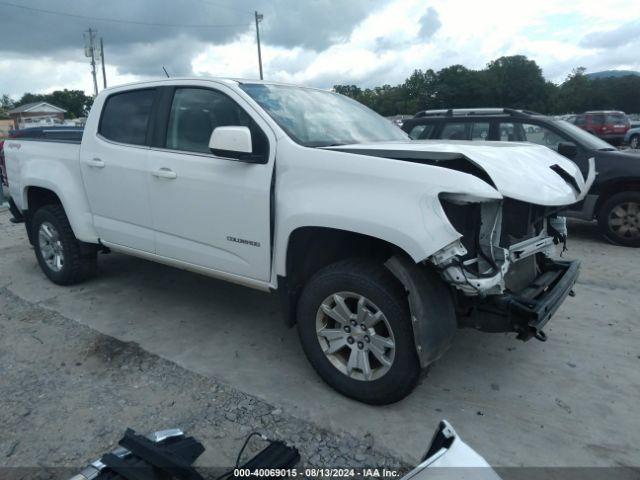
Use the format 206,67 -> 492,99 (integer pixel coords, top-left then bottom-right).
485,55 -> 547,110
15,89 -> 93,118
335,56 -> 637,116
1,94 -> 14,109
402,69 -> 438,112
432,65 -> 490,109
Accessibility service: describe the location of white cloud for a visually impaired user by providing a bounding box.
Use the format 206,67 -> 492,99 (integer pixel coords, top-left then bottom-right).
1,0 -> 639,98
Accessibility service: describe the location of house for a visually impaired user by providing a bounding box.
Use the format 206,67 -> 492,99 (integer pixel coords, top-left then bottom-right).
8,102 -> 67,129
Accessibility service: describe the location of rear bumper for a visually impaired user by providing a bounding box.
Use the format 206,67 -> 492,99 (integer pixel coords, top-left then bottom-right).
460,258 -> 580,340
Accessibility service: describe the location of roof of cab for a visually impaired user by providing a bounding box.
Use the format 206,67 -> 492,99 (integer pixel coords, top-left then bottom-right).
99,77 -> 324,94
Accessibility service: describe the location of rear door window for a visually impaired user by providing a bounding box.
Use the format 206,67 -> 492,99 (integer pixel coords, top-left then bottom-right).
470,122 -> 490,140
498,122 -> 526,141
99,89 -> 155,145
441,123 -> 467,140
441,122 -> 489,140
407,123 -> 433,139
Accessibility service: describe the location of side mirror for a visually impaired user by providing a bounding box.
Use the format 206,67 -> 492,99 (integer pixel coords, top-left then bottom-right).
209,126 -> 264,163
557,141 -> 578,159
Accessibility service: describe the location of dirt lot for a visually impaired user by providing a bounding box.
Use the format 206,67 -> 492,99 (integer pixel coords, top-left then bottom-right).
1,207 -> 639,475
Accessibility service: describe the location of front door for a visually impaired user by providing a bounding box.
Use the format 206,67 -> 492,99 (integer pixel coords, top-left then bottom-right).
147,86 -> 274,281
80,88 -> 157,253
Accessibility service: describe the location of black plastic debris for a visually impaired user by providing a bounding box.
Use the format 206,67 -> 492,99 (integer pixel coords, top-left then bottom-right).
69,428 -> 300,480
69,428 -> 204,480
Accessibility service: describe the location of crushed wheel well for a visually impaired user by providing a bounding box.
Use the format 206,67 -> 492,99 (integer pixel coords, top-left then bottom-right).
279,227 -> 405,326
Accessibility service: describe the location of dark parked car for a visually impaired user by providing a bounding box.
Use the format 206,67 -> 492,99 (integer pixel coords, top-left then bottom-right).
402,108 -> 640,247
572,111 -> 630,145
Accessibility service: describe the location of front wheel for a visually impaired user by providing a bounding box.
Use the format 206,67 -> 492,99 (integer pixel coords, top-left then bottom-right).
296,259 -> 420,405
597,192 -> 640,247
629,134 -> 639,150
32,204 -> 98,284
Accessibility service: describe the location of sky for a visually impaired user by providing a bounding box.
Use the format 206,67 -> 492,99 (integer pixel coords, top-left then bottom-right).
0,0 -> 638,99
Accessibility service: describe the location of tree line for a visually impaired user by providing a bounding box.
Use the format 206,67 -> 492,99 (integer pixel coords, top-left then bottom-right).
334,55 -> 640,116
2,55 -> 638,121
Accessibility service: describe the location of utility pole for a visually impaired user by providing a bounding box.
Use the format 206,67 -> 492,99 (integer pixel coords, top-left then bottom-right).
100,37 -> 107,89
254,11 -> 263,80
84,28 -> 98,96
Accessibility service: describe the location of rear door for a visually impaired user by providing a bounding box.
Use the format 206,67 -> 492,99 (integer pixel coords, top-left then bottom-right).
146,85 -> 275,281
80,88 -> 157,253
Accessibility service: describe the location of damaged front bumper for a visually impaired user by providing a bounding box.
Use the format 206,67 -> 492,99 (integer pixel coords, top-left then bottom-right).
432,194 -> 581,341
463,258 -> 580,340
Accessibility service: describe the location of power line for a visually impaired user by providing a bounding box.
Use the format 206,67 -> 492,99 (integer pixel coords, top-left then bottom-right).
0,1 -> 252,28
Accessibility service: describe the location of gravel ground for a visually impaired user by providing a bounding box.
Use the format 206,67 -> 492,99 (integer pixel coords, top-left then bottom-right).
1,206 -> 639,477
0,286 -> 408,479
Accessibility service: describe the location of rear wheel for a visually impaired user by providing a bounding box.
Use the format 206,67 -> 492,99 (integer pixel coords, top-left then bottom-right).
629,134 -> 639,150
296,259 -> 420,404
597,191 -> 640,247
32,204 -> 98,284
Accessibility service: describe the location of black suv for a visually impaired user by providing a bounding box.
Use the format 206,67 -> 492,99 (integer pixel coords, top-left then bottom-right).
402,108 -> 640,247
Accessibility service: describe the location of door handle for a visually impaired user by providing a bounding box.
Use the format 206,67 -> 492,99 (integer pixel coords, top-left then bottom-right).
152,168 -> 177,179
86,158 -> 105,168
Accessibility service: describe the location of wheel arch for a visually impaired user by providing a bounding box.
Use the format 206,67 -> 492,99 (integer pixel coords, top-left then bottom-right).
593,178 -> 640,217
21,181 -> 99,245
23,186 -> 64,245
277,226 -> 413,327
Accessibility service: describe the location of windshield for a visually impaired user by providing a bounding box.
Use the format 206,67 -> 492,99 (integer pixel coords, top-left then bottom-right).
552,120 -> 615,150
239,83 -> 407,147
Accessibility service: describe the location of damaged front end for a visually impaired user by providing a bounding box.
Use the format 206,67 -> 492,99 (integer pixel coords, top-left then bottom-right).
431,194 -> 580,341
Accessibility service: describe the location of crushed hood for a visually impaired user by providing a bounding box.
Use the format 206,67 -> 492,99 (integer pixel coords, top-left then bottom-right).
327,140 -> 593,206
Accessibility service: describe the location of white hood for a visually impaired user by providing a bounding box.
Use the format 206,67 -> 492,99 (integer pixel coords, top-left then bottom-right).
327,140 -> 594,206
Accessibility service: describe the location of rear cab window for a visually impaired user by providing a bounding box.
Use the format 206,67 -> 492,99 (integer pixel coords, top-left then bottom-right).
99,89 -> 156,145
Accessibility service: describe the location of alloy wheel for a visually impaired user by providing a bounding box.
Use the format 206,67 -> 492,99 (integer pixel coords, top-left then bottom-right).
315,291 -> 395,381
608,202 -> 640,240
38,221 -> 64,272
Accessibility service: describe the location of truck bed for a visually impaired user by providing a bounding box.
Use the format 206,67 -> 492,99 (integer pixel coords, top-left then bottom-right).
5,138 -> 82,212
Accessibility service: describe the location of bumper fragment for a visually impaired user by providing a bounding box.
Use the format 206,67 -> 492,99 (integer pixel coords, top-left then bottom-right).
459,258 -> 580,340
496,259 -> 580,339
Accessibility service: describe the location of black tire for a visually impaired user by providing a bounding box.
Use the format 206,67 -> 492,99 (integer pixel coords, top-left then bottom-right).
630,134 -> 639,150
296,258 -> 420,405
32,204 -> 98,284
597,191 -> 640,247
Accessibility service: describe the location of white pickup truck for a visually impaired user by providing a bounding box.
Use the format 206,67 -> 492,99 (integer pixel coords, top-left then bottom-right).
4,78 -> 594,404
